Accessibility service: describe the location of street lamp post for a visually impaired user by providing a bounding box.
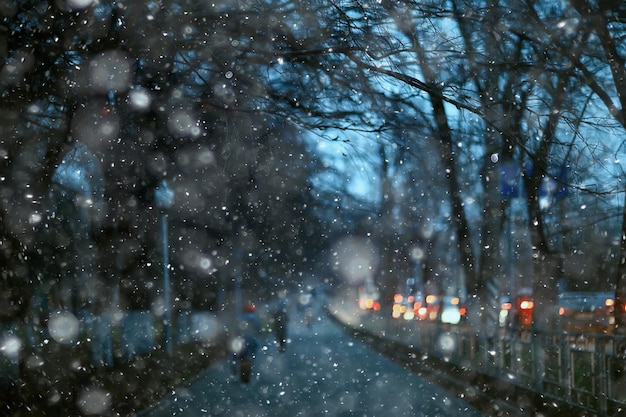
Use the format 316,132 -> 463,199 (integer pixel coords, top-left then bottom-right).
155,179 -> 174,355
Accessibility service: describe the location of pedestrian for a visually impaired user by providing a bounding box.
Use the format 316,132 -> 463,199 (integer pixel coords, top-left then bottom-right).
231,303 -> 262,383
273,299 -> 289,352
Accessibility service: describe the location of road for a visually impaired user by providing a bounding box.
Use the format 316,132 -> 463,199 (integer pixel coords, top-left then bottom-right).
138,307 -> 486,417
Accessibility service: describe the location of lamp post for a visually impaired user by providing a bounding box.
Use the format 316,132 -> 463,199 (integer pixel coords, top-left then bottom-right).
155,179 -> 174,355
234,248 -> 243,320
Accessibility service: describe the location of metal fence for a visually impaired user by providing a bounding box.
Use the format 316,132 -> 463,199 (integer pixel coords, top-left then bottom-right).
356,314 -> 626,417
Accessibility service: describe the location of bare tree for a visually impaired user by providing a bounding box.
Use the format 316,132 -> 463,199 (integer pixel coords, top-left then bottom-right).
561,1 -> 626,333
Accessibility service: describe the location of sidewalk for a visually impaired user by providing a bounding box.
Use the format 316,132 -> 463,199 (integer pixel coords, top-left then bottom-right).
139,301 -> 485,417
2,321 -> 228,417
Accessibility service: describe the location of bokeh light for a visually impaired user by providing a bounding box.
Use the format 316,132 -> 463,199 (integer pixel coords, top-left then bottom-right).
48,311 -> 80,344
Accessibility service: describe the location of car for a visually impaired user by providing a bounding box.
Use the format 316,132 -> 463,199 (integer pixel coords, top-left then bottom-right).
439,295 -> 467,324
498,296 -> 513,327
423,294 -> 441,321
498,293 -> 534,328
557,292 -> 615,334
391,278 -> 424,320
514,294 -> 534,329
391,292 -> 420,320
357,281 -> 381,312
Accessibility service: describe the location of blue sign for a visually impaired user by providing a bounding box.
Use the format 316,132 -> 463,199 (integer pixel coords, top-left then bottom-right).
499,160 -> 568,201
499,161 -> 522,199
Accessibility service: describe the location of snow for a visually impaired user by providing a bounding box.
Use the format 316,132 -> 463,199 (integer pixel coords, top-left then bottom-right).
47,310 -> 80,345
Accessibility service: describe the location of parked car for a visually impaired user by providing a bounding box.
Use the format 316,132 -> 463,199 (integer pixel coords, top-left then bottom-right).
557,292 -> 615,334
499,292 -> 534,328
514,294 -> 534,329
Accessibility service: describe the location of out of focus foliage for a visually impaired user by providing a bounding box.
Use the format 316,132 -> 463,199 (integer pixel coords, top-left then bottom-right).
0,0 -> 333,321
